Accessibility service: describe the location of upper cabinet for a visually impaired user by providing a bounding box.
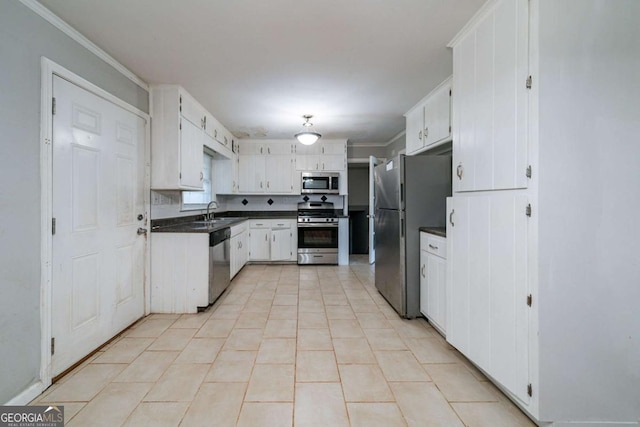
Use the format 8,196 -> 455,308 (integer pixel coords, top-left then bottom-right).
295,140 -> 346,172
406,77 -> 452,156
150,85 -> 204,190
237,141 -> 295,194
150,85 -> 235,191
450,0 -> 529,192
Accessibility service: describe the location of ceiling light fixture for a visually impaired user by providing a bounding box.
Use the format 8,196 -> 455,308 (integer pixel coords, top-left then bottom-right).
295,115 -> 321,145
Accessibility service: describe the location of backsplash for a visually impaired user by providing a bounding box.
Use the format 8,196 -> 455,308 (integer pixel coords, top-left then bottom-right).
151,191 -> 345,220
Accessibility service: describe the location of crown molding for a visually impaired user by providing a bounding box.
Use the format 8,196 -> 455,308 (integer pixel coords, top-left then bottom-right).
348,129 -> 406,148
19,0 -> 148,91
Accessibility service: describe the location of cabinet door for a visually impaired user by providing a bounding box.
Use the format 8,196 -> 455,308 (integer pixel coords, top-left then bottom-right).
240,230 -> 248,267
406,106 -> 425,155
229,234 -> 239,279
426,253 -> 446,332
320,154 -> 345,171
319,141 -> 345,156
180,91 -> 204,129
179,118 -> 204,189
452,0 -> 529,192
447,194 -> 529,403
264,142 -> 293,156
419,249 -> 428,317
266,155 -> 294,193
249,228 -> 270,260
238,155 -> 265,192
425,83 -> 451,147
271,228 -> 292,261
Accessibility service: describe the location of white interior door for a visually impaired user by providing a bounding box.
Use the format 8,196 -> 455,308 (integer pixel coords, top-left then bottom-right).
368,155 -> 381,264
51,76 -> 146,376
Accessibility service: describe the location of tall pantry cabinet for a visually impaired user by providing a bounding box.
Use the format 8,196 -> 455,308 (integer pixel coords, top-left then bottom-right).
446,0 -> 640,425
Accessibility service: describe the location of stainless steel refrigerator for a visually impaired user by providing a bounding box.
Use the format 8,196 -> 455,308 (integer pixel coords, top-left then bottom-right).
374,154 -> 451,318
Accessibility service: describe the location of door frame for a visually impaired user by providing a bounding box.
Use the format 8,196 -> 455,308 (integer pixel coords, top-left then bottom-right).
39,57 -> 151,391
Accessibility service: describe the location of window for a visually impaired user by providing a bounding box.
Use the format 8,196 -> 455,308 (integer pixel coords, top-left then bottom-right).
182,151 -> 214,208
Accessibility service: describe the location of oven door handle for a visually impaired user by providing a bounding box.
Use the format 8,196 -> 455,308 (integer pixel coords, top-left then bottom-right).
297,222 -> 339,228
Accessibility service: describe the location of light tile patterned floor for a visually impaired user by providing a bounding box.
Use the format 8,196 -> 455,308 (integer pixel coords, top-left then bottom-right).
32,261 -> 535,426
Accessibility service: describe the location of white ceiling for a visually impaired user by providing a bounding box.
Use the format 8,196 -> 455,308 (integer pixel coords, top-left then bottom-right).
38,0 -> 484,145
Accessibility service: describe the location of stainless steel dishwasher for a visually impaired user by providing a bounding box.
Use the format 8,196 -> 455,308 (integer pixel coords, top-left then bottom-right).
209,227 -> 231,304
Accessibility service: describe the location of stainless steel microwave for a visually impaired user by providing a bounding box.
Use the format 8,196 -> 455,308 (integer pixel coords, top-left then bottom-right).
301,172 -> 340,194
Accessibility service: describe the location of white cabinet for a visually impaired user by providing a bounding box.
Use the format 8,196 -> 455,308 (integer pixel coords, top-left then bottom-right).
150,85 -> 205,190
447,1 -> 640,424
405,77 -> 452,155
213,153 -> 239,194
238,141 -> 295,194
446,194 -> 529,403
419,232 -> 447,336
248,219 -> 297,262
451,0 -> 529,192
295,140 -> 346,171
230,222 -> 248,279
150,232 -> 209,313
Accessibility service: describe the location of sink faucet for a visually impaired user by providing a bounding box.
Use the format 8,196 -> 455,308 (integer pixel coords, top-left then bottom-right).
206,200 -> 219,221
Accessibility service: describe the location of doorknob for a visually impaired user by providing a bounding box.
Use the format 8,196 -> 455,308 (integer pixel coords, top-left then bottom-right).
137,228 -> 148,235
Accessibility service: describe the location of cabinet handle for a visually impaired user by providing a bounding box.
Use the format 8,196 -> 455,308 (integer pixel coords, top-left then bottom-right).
418,130 -> 422,140
267,181 -> 270,188
421,264 -> 425,278
204,116 -> 207,129
273,235 -> 276,242
260,181 -> 263,188
214,129 -> 218,138
224,136 -> 228,145
200,171 -> 203,181
456,164 -> 463,180
268,147 -> 271,154
260,147 -> 263,154
449,209 -> 455,227
429,244 -> 438,250
424,126 -> 429,140
322,146 -> 325,154
265,234 -> 268,241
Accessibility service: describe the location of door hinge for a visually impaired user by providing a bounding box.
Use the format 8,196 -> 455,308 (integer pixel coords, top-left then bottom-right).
527,383 -> 533,397
52,217 -> 56,235
52,97 -> 56,115
179,172 -> 182,179
526,75 -> 533,89
449,125 -> 452,133
179,120 -> 182,130
179,96 -> 182,112
51,337 -> 55,355
527,294 -> 532,307
526,165 -> 532,179
525,204 -> 532,217
449,89 -> 452,96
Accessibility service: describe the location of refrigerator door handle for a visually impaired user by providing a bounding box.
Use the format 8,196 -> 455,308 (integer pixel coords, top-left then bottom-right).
400,218 -> 404,237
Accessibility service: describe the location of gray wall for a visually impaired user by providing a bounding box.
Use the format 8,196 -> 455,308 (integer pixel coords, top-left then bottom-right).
537,0 -> 640,421
0,0 -> 148,403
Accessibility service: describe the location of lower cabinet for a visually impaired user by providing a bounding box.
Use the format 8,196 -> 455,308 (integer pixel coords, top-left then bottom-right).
446,194 -> 530,404
150,232 -> 209,313
248,219 -> 297,262
230,222 -> 248,279
419,232 -> 447,336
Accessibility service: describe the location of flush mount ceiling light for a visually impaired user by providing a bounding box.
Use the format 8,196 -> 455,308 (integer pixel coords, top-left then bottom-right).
295,115 -> 321,145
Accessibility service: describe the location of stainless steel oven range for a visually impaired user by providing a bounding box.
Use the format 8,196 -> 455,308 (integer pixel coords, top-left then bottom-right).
297,202 -> 338,265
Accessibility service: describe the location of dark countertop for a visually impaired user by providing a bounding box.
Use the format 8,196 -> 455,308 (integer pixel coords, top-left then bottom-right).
419,227 -> 446,238
152,217 -> 248,233
151,210 -> 298,233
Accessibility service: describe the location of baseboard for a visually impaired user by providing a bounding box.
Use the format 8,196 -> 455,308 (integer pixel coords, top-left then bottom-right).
4,381 -> 46,405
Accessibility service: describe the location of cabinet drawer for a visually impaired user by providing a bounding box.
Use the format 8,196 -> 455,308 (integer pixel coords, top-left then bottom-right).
420,233 -> 446,258
271,220 -> 291,229
249,220 -> 272,229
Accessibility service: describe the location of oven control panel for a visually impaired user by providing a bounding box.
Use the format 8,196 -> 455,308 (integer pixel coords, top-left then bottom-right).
298,217 -> 338,223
